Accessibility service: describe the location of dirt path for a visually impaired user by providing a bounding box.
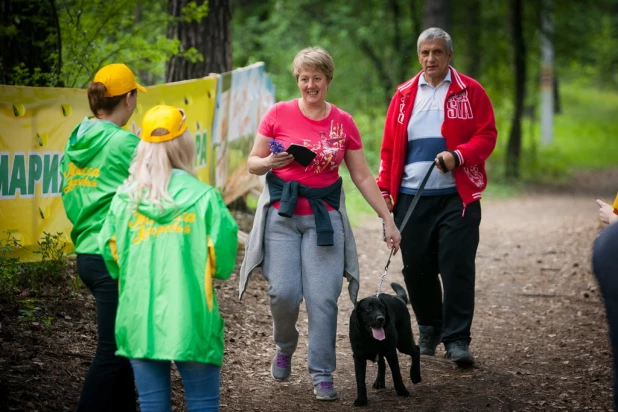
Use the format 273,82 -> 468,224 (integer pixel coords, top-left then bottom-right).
219,186 -> 614,411
1,172 -> 616,411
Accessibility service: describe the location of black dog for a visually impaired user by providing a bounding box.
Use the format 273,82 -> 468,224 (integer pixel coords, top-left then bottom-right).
349,282 -> 422,407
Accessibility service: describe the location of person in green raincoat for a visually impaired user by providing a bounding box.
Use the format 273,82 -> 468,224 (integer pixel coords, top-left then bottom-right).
61,63 -> 146,412
99,105 -> 238,411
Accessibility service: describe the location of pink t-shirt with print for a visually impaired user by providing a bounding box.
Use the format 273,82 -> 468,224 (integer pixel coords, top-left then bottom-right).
258,99 -> 363,215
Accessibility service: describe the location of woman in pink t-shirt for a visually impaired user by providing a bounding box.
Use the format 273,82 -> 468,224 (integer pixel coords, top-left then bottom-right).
242,47 -> 400,401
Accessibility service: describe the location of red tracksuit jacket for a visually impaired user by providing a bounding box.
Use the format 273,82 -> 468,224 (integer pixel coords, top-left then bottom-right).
377,66 -> 498,208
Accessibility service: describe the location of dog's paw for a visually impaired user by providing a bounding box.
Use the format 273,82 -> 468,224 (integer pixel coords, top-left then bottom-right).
372,380 -> 386,389
411,372 -> 422,384
395,386 -> 410,397
354,397 -> 368,407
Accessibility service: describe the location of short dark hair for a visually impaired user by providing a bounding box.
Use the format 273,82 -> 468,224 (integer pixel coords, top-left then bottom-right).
87,82 -> 136,117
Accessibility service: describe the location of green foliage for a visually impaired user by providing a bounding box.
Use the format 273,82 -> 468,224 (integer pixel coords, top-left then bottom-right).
32,232 -> 69,284
17,298 -> 55,332
57,0 -> 177,87
233,0 -> 423,113
0,231 -> 70,299
0,231 -> 24,296
43,316 -> 55,334
555,0 -> 618,87
3,63 -> 61,87
181,1 -> 209,22
0,0 -> 62,86
489,82 -> 618,184
18,298 -> 41,323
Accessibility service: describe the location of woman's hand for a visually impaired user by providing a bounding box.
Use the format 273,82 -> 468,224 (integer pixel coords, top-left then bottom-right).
269,152 -> 294,169
596,199 -> 618,225
383,218 -> 401,254
248,133 -> 295,175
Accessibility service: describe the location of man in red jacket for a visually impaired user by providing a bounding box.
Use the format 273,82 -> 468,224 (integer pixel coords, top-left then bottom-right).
377,27 -> 497,366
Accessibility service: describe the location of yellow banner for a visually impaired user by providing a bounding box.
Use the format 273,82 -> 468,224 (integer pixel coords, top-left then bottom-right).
213,63 -> 275,204
0,77 -> 217,259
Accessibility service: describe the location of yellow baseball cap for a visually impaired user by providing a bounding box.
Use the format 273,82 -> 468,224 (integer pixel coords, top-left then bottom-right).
141,105 -> 188,143
93,64 -> 147,97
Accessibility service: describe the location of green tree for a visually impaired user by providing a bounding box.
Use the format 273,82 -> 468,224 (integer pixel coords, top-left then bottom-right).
0,0 -> 63,86
56,0 -> 179,87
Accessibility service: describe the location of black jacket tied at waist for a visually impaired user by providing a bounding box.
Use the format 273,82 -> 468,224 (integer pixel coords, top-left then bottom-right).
266,171 -> 342,246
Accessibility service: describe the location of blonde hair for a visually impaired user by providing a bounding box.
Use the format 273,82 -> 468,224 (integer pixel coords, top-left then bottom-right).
124,128 -> 196,210
292,47 -> 334,81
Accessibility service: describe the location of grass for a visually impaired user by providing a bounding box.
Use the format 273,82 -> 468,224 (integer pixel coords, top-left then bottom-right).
491,82 -> 618,183
551,83 -> 618,169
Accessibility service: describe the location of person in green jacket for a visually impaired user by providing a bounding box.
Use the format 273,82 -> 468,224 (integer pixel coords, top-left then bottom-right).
99,105 -> 238,411
61,63 -> 146,412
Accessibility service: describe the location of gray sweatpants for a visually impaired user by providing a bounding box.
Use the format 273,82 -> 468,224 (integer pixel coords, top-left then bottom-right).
263,207 -> 345,385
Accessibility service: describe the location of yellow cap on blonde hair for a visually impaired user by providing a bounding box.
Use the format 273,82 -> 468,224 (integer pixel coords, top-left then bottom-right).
141,105 -> 188,143
93,64 -> 147,97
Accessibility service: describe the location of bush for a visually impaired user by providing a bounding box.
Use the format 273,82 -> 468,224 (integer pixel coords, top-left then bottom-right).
0,230 -> 25,297
0,230 -> 70,298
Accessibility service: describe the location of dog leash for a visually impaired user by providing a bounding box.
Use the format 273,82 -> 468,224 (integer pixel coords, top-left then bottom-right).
376,161 -> 437,296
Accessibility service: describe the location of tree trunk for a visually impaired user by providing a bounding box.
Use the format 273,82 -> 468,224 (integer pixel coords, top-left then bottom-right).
0,0 -> 62,86
166,0 -> 232,82
506,0 -> 526,179
422,0 -> 451,31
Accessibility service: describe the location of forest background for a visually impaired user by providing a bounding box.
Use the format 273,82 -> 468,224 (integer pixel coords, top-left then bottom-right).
1,0 -> 617,204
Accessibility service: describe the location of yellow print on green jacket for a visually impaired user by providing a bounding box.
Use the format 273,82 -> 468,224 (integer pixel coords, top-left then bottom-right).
128,212 -> 196,244
62,162 -> 100,193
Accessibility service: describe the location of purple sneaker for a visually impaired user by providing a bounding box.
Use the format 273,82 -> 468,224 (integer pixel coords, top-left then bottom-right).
271,352 -> 291,381
313,381 -> 338,401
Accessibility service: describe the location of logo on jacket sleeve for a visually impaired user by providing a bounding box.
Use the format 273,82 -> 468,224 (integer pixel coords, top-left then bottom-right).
397,97 -> 406,124
463,165 -> 484,188
446,91 -> 474,119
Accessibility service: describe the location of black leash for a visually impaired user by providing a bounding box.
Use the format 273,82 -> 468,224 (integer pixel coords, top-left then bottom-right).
376,161 -> 437,296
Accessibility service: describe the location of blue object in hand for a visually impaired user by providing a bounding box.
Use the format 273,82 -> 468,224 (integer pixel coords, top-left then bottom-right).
269,140 -> 285,154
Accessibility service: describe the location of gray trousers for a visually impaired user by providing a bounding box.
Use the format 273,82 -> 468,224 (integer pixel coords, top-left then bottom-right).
263,207 -> 345,385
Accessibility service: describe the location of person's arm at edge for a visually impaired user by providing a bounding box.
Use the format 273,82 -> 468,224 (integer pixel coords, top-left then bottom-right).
376,92 -> 401,211
596,199 -> 618,225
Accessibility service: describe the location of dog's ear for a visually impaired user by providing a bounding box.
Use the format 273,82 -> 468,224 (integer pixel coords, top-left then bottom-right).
378,297 -> 390,327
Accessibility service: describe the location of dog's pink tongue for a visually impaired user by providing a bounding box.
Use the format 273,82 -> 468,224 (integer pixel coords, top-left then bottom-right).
371,327 -> 385,341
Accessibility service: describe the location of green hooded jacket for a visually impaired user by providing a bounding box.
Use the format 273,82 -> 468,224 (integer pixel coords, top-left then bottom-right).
61,117 -> 139,254
99,170 -> 238,365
